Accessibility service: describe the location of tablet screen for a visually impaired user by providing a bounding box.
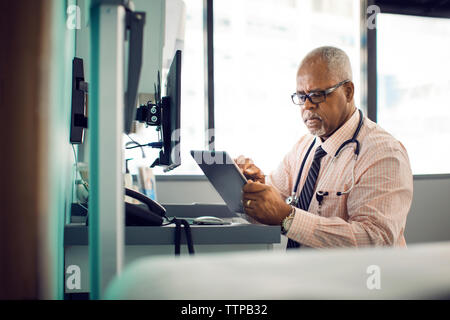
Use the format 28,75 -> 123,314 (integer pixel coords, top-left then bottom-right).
190,150 -> 247,213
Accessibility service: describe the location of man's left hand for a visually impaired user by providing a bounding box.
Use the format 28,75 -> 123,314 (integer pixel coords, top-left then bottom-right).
243,181 -> 292,225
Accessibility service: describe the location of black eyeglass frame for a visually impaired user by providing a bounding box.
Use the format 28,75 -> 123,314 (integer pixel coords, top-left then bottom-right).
291,79 -> 351,105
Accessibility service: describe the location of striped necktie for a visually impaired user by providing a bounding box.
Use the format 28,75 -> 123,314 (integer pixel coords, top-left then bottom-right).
287,146 -> 327,249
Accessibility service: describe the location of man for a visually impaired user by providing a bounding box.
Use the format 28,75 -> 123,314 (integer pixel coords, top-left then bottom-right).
236,46 -> 413,248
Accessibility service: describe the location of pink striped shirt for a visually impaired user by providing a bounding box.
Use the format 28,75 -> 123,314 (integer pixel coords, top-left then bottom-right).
267,109 -> 413,248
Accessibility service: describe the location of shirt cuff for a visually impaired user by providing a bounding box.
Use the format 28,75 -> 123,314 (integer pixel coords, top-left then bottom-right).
286,207 -> 321,247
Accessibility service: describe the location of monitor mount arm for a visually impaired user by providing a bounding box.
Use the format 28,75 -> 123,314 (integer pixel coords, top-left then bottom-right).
134,97 -> 175,171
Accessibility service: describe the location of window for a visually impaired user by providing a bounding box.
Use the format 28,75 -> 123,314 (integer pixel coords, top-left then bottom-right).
147,0 -> 361,176
213,0 -> 361,174
144,0 -> 205,175
377,13 -> 450,174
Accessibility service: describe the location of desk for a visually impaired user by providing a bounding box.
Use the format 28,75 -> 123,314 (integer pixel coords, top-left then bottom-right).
64,215 -> 281,295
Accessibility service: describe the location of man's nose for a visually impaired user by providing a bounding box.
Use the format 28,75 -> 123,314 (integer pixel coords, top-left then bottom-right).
302,98 -> 316,111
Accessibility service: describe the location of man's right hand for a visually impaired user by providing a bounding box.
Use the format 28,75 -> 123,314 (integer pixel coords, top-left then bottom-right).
234,155 -> 265,184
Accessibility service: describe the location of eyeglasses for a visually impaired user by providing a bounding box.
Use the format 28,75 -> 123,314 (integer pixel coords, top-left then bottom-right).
291,80 -> 350,105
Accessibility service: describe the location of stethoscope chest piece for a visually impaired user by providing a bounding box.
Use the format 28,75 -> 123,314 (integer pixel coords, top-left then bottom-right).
285,195 -> 297,206
315,191 -> 329,205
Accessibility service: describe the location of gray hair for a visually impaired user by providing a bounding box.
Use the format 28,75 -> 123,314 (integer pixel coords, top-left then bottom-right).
300,46 -> 353,81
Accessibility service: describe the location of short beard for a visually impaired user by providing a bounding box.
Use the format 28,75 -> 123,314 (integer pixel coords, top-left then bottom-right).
303,111 -> 326,137
308,124 -> 326,137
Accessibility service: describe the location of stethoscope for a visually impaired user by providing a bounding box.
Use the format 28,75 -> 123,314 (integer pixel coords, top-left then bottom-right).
285,109 -> 364,207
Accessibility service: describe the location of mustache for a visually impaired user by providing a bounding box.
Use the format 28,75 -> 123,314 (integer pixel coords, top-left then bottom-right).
303,111 -> 323,122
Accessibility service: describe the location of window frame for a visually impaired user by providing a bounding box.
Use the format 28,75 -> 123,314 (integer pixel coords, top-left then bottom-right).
369,0 -> 450,177
158,0 -> 450,178
204,0 -> 215,151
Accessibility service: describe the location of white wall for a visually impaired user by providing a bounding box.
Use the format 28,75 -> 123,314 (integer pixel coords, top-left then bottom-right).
405,176 -> 450,244
156,177 -> 224,204
133,0 -> 165,97
155,176 -> 450,244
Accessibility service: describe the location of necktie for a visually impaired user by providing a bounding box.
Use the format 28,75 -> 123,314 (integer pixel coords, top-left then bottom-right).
287,146 -> 327,249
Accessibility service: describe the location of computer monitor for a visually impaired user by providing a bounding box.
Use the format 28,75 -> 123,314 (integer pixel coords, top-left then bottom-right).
70,57 -> 88,144
124,10 -> 146,134
151,50 -> 182,171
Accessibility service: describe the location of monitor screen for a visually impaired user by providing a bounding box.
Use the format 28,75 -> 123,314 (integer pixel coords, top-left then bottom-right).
70,57 -> 87,144
124,11 -> 146,134
154,50 -> 182,170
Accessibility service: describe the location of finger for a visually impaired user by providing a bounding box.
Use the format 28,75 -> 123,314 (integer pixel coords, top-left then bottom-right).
234,156 -> 244,167
235,156 -> 254,166
243,181 -> 268,193
234,155 -> 244,165
243,167 -> 260,176
242,199 -> 255,209
244,206 -> 262,222
241,164 -> 255,174
242,193 -> 260,202
244,182 -> 266,192
244,204 -> 256,215
254,177 -> 266,184
244,173 -> 263,182
235,158 -> 254,174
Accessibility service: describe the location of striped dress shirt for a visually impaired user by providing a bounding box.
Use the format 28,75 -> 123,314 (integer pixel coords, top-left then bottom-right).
267,109 -> 413,248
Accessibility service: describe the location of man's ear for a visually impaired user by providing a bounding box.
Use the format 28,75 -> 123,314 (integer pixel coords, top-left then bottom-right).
344,81 -> 354,102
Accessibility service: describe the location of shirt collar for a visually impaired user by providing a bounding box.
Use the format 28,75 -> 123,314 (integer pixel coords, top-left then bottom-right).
316,109 -> 361,157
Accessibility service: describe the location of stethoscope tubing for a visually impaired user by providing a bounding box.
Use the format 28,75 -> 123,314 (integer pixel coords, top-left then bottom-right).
288,109 -> 364,206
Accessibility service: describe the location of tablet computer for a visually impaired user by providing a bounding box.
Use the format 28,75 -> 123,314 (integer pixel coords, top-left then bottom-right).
190,150 -> 247,213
